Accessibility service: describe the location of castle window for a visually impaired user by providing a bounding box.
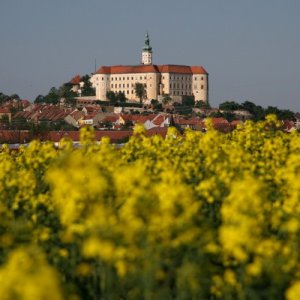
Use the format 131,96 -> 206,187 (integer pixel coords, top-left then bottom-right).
111,78 -> 113,81
132,77 -> 134,80
201,77 -> 204,80
127,77 -> 129,80
127,90 -> 129,94
123,77 -> 125,80
115,84 -> 117,88
201,85 -> 204,89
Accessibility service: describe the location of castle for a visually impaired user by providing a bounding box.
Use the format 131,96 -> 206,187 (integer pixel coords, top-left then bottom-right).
91,33 -> 209,103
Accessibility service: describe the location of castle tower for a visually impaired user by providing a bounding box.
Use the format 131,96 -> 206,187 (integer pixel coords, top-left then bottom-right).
141,32 -> 152,65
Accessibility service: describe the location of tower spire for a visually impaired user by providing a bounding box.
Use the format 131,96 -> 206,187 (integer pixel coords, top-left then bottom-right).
141,32 -> 153,65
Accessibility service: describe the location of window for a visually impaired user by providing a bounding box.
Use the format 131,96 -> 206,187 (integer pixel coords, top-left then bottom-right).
127,77 -> 129,80
111,78 -> 113,81
201,85 -> 204,89
123,84 -> 125,88
123,77 -> 125,80
140,76 -> 142,80
201,77 -> 204,80
115,84 -> 117,88
111,84 -> 113,88
102,77 -> 104,80
132,77 -> 133,80
127,84 -> 129,88
119,84 -> 121,88
127,90 -> 129,94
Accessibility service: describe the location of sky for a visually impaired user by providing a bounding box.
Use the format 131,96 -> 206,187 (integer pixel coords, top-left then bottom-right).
0,0 -> 299,111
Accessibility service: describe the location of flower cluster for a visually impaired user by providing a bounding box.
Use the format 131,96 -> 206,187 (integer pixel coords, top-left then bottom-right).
1,118 -> 300,299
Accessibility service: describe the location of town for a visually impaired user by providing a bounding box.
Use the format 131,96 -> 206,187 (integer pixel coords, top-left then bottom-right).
0,34 -> 298,145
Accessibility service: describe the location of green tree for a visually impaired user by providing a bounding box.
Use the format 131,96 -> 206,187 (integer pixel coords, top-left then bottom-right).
219,101 -> 241,111
182,95 -> 195,107
134,83 -> 146,104
34,95 -> 45,103
116,91 -> 126,103
162,94 -> 172,106
44,87 -> 60,104
0,92 -> 10,104
106,91 -> 116,103
10,93 -> 20,100
195,100 -> 210,109
80,75 -> 95,97
241,101 -> 265,121
58,83 -> 77,106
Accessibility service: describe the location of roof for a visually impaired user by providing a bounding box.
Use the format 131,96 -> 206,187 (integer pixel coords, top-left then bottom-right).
0,108 -> 11,114
70,74 -> 81,85
48,130 -> 133,143
96,64 -> 208,75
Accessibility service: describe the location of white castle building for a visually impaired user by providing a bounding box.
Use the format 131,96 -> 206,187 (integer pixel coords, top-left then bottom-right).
91,33 -> 209,103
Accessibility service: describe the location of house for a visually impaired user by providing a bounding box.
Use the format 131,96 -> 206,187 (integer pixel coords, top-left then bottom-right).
0,108 -> 12,123
64,110 -> 85,128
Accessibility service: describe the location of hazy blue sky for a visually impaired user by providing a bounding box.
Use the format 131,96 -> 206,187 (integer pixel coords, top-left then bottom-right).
1,0 -> 299,110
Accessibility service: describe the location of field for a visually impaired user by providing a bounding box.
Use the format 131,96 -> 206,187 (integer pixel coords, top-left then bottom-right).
1,115 -> 300,300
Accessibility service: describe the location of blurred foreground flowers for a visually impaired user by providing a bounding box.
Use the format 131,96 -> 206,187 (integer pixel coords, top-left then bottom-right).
1,118 -> 300,299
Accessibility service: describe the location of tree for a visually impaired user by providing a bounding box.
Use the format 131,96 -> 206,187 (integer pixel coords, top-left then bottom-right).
134,83 -> 146,104
44,87 -> 59,104
151,99 -> 162,111
10,93 -> 20,100
58,83 -> 77,106
80,75 -> 95,97
106,91 -> 116,103
34,95 -> 45,104
241,101 -> 265,121
195,100 -> 210,109
162,94 -> 172,106
182,96 -> 195,107
116,91 -> 126,103
0,92 -> 10,104
219,101 -> 241,111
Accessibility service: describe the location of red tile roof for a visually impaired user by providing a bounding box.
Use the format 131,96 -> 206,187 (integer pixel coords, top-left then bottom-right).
48,131 -> 133,143
70,74 -> 81,85
0,108 -> 11,114
146,127 -> 168,137
96,64 -> 208,75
